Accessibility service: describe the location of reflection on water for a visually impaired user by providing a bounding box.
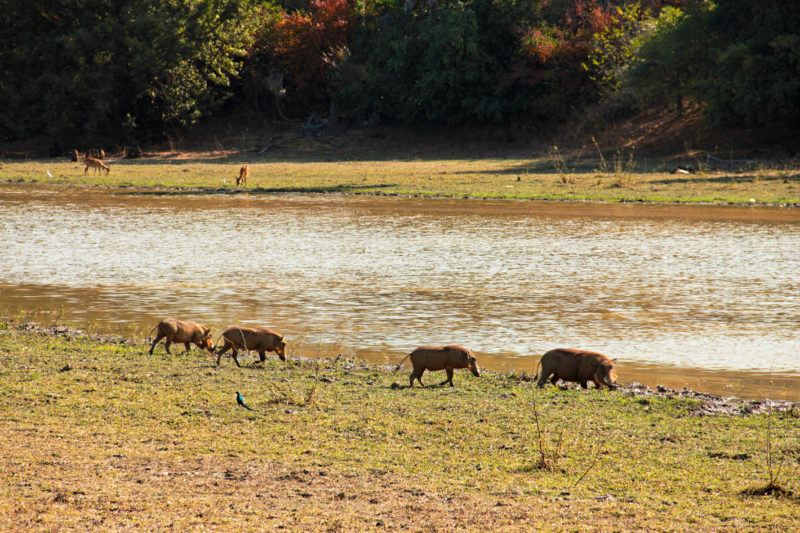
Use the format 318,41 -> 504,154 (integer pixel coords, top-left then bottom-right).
1,184 -> 799,399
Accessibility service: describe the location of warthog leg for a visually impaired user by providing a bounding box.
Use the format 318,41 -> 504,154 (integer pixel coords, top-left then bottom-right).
215,343 -> 243,368
439,368 -> 455,387
230,347 -> 241,367
216,343 -> 231,365
149,332 -> 165,355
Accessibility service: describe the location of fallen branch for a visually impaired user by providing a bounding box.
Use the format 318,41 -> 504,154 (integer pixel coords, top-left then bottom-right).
258,135 -> 284,154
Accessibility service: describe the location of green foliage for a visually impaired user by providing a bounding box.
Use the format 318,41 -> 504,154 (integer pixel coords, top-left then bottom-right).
336,0 -> 540,125
0,0 -> 258,143
629,1 -> 800,126
626,5 -> 709,113
2,0 -> 798,136
699,1 -> 800,126
588,3 -> 647,94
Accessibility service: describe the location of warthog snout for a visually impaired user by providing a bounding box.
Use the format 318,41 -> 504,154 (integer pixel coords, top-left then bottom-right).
275,341 -> 286,361
604,369 -> 617,389
469,359 -> 480,377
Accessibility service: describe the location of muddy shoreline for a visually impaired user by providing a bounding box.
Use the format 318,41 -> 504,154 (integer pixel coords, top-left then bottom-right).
6,179 -> 800,208
8,321 -> 797,417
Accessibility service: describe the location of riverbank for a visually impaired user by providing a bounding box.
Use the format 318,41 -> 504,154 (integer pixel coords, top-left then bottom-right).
2,153 -> 799,206
1,323 -> 798,531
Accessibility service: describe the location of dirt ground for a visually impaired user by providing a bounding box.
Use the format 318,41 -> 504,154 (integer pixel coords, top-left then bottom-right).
3,106 -> 798,164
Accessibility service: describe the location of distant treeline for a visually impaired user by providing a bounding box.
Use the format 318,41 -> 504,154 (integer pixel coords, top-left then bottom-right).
1,0 -> 797,144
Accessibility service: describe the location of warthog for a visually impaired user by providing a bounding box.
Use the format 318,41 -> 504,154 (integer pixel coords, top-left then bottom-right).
216,326 -> 286,367
148,318 -> 213,355
537,348 -> 617,390
396,345 -> 480,387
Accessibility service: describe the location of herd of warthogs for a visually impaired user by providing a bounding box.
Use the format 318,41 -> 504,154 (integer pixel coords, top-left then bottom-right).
148,317 -> 618,389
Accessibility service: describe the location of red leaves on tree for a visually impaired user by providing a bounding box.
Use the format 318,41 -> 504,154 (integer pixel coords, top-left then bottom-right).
251,0 -> 357,107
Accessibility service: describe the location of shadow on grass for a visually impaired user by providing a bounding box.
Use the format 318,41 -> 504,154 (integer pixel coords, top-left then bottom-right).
741,483 -> 797,501
650,173 -> 800,186
104,142 -> 537,165
444,159 -> 669,176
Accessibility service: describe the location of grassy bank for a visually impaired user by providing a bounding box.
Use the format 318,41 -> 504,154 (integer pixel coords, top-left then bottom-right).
2,153 -> 799,205
1,326 -> 798,531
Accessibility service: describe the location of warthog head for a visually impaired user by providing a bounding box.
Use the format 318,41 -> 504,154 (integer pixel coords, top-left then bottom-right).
598,362 -> 617,389
275,336 -> 287,361
450,347 -> 480,378
200,329 -> 215,352
468,357 -> 481,377
465,352 -> 480,377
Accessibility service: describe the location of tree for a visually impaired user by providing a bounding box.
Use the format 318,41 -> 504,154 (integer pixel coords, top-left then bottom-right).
626,5 -> 711,113
0,0 -> 258,143
628,0 -> 800,127
242,0 -> 358,115
336,0 -> 541,125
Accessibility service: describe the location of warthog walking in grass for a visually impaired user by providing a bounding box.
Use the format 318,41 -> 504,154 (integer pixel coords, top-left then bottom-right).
216,326 -> 286,367
148,318 -> 213,355
396,345 -> 480,387
537,348 -> 617,390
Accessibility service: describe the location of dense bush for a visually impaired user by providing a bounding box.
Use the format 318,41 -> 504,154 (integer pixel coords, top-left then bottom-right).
628,0 -> 800,127
242,0 -> 358,116
0,0 -> 257,144
334,0 -> 675,125
331,0 -> 545,125
1,0 -> 797,141
698,1 -> 800,126
338,3 -> 491,124
509,0 -> 621,121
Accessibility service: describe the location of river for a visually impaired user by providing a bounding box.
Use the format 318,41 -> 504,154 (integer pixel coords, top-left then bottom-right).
1,183 -> 798,399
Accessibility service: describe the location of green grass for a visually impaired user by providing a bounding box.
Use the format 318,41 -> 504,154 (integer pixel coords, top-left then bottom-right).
2,154 -> 799,205
1,328 -> 798,531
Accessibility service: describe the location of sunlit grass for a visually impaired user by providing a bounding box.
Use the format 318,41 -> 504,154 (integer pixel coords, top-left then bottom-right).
1,328 -> 798,531
2,155 -> 799,205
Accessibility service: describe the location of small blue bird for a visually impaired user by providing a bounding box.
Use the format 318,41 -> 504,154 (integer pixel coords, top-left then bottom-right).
236,391 -> 255,411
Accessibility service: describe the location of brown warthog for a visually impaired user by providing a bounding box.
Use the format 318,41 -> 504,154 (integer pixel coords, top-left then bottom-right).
396,345 -> 480,387
537,348 -> 617,390
148,318 -> 213,355
216,326 -> 286,367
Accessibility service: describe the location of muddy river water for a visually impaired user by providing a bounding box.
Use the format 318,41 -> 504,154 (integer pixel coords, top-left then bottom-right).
1,183 -> 798,399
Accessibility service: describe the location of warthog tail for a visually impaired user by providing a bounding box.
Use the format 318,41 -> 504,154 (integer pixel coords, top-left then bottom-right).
533,356 -> 543,382
212,332 -> 227,352
146,324 -> 158,344
395,353 -> 412,372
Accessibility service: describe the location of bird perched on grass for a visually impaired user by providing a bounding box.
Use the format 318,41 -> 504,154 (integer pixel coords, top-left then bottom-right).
236,391 -> 255,411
